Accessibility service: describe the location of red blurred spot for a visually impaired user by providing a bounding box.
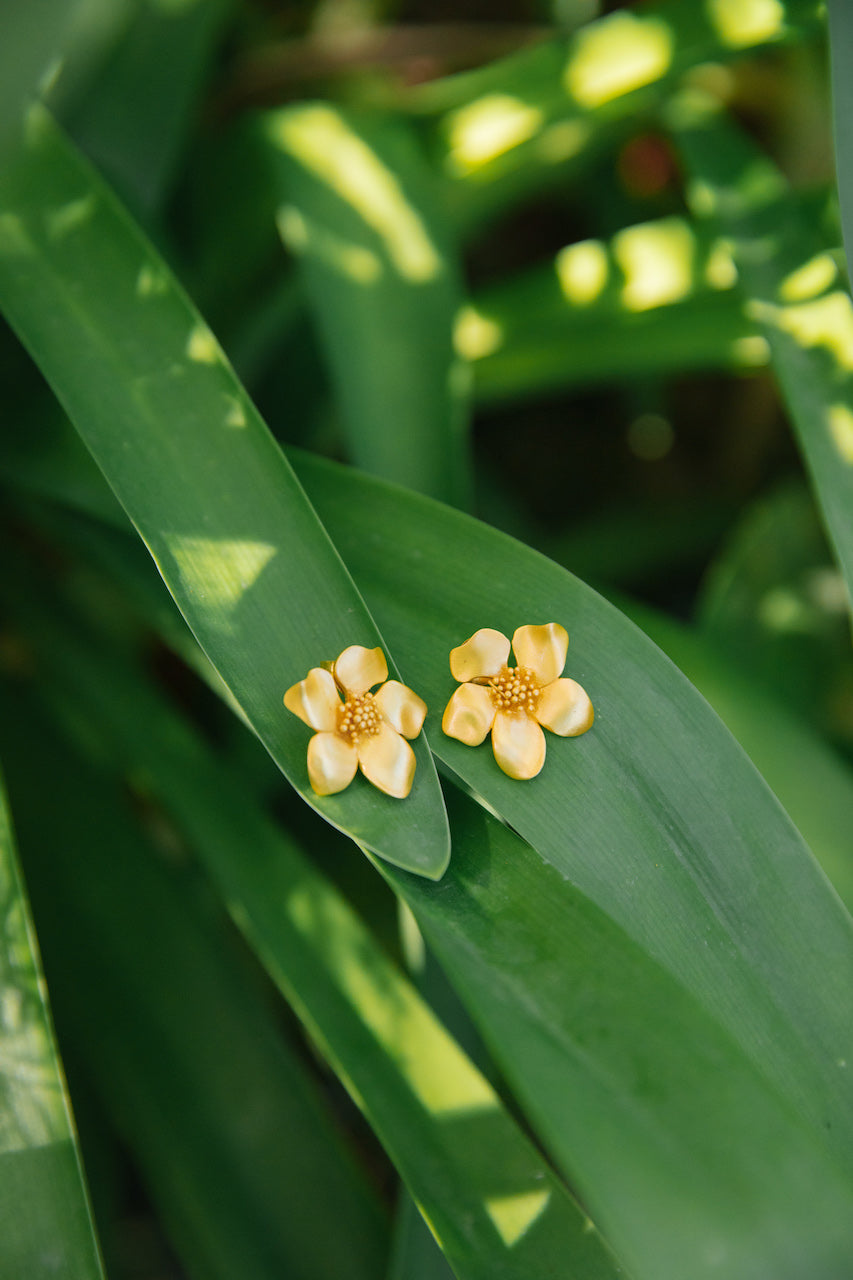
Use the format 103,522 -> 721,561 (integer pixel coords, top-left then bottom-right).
618,134 -> 677,197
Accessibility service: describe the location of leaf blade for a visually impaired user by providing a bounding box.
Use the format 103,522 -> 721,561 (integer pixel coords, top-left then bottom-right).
0,769 -> 106,1280
0,106 -> 449,879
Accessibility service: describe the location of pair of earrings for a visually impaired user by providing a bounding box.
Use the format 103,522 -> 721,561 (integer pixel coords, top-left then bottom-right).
284,623 -> 594,799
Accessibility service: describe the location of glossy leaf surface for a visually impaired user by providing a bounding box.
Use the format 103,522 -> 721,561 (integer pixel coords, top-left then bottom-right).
0,770 -> 105,1280
0,107 -> 449,879
3,580 -> 620,1280
265,103 -> 471,504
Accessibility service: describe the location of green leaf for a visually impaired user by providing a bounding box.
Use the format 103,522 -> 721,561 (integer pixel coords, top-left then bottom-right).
415,0 -> 824,232
383,791 -> 853,1280
0,106 -> 449,880
289,456 -> 853,1242
672,99 -> 853,615
265,104 -> 472,504
0,680 -> 387,1280
21,444 -> 853,1280
58,0 -> 232,215
3,569 -> 622,1280
0,768 -> 105,1280
694,483 -> 853,739
463,216 -> 764,404
619,592 -> 853,913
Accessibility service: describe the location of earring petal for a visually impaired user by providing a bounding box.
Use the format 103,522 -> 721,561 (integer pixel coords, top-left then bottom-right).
374,680 -> 427,739
442,682 -> 496,745
334,644 -> 388,696
511,623 -> 568,686
307,731 -> 359,794
537,678 -> 594,736
358,724 -> 417,798
284,666 -> 340,731
449,628 -> 510,682
492,711 -> 546,780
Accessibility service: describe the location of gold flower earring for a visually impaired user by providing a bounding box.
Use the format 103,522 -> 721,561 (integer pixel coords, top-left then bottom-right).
442,623 -> 593,779
285,645 -> 426,798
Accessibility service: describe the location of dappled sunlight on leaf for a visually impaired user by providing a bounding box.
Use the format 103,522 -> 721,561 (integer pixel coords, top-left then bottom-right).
778,252 -> 839,302
166,536 -> 277,626
484,1190 -> 552,1247
827,403 -> 853,464
0,792 -> 69,1155
185,322 -> 221,365
453,304 -> 504,359
276,203 -> 383,283
747,293 -> 853,372
268,104 -> 442,283
614,219 -> 695,312
563,11 -> 674,109
287,880 -> 497,1119
706,0 -> 785,48
444,94 -> 545,175
555,239 -> 609,306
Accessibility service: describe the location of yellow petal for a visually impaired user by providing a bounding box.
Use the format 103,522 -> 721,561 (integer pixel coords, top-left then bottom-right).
284,666 -> 340,730
536,678 -> 594,737
307,731 -> 358,794
511,623 -> 568,685
492,711 -> 546,780
442,682 -> 496,745
374,680 -> 427,739
334,644 -> 388,696
449,628 -> 510,682
358,723 -> 417,798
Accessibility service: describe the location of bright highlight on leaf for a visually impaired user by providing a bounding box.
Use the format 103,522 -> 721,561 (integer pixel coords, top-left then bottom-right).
442,624 -> 593,780
286,882 -> 497,1115
168,536 -> 277,622
453,305 -> 504,359
445,94 -> 545,174
269,104 -> 442,283
747,292 -> 853,372
555,239 -> 609,306
778,251 -> 838,302
564,12 -> 674,109
277,204 -> 383,284
614,219 -> 695,312
827,403 -> 853,464
484,1189 -> 551,1247
285,645 -> 427,797
706,0 -> 785,49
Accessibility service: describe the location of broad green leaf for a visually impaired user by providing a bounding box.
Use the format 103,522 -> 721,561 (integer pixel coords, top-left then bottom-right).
462,216 -> 765,404
59,0 -> 232,215
672,99 -> 853,616
3,574 -> 622,1280
388,1194 -> 456,1280
695,483 -> 853,740
0,768 -> 105,1280
0,682 -> 387,1280
9,419 -> 852,914
0,1 -> 70,151
291,454 -> 853,1172
265,104 -> 471,504
619,595 -> 853,912
414,0 -> 824,231
382,792 -> 853,1280
13,441 -> 853,1279
0,106 -> 449,880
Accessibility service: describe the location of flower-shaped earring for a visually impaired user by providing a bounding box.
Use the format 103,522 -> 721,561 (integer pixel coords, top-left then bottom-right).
285,645 -> 427,798
442,623 -> 593,779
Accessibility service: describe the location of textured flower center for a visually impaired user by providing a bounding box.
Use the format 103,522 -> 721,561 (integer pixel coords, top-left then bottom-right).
489,665 -> 541,715
337,692 -> 381,744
